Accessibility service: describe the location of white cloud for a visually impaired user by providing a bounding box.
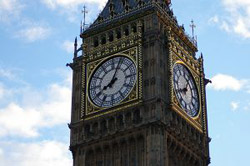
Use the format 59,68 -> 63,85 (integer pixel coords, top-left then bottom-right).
0,0 -> 24,23
41,0 -> 108,22
62,40 -> 74,53
209,16 -> 219,24
230,101 -> 239,111
221,21 -> 231,32
0,67 -> 21,81
214,0 -> 250,38
0,141 -> 71,166
209,74 -> 244,91
0,84 -> 5,100
243,101 -> 250,111
15,25 -> 51,42
0,71 -> 72,138
42,0 -> 107,10
0,1 -> 52,43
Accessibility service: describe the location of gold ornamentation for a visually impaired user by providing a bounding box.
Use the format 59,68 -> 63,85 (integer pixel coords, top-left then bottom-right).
171,59 -> 203,132
84,46 -> 142,117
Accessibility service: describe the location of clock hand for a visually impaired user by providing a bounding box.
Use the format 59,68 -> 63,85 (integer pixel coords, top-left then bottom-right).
181,81 -> 189,94
103,77 -> 118,90
103,57 -> 124,90
103,77 -> 116,90
178,86 -> 188,94
108,77 -> 118,87
111,57 -> 122,81
107,57 -> 122,88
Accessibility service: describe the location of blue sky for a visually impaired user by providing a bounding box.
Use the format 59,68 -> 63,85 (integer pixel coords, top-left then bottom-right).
0,0 -> 250,165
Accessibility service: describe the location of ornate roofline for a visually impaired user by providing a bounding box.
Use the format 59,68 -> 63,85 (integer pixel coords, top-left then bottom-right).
81,1 -> 197,51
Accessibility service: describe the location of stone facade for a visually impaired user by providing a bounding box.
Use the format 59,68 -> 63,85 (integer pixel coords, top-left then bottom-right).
68,0 -> 210,165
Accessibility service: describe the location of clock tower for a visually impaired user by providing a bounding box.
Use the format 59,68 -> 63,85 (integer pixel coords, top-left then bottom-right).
68,0 -> 210,165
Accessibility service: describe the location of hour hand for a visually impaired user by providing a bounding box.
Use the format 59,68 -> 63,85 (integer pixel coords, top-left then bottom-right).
178,87 -> 188,93
108,77 -> 118,87
103,77 -> 118,90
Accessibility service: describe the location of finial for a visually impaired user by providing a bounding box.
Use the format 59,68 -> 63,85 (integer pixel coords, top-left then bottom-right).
81,5 -> 88,31
75,37 -> 77,44
190,19 -> 196,40
166,0 -> 171,6
80,21 -> 83,34
74,37 -> 77,58
198,52 -> 204,62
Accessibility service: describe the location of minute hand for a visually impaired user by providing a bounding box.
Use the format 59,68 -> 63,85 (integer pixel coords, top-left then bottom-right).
103,58 -> 123,90
111,57 -> 123,81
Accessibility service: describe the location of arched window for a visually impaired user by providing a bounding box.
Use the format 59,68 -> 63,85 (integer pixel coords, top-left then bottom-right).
101,120 -> 107,134
94,37 -> 99,47
131,23 -> 137,33
93,122 -> 98,135
101,35 -> 106,44
125,112 -> 132,125
109,117 -> 115,131
117,115 -> 124,129
108,31 -> 114,42
124,26 -> 129,36
133,109 -> 141,124
116,29 -> 121,39
84,124 -> 90,139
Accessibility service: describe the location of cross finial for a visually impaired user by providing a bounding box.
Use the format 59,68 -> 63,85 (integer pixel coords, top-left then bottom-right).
81,5 -> 88,31
190,19 -> 196,40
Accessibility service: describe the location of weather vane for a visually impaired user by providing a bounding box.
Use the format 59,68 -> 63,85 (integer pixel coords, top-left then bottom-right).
190,19 -> 196,40
81,5 -> 88,33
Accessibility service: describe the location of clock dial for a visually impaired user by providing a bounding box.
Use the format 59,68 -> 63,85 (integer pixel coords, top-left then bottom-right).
89,56 -> 137,108
173,63 -> 199,117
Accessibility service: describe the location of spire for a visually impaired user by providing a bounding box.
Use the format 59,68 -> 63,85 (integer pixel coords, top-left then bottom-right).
80,21 -> 83,34
199,52 -> 204,63
190,19 -> 196,40
74,37 -> 77,59
81,5 -> 88,31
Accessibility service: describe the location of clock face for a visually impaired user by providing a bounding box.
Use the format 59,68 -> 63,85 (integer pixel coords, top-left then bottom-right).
173,63 -> 199,117
89,56 -> 137,108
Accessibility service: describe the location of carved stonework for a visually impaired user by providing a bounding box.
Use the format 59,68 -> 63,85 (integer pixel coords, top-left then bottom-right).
69,0 -> 210,165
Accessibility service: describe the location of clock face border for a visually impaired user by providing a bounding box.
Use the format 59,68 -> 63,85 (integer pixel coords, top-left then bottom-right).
173,61 -> 200,118
88,56 -> 137,108
172,60 -> 202,121
84,46 -> 142,117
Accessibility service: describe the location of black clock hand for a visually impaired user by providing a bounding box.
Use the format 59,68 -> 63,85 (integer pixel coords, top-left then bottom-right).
103,57 -> 123,90
108,57 -> 122,87
180,81 -> 189,94
178,86 -> 188,94
103,77 -> 118,90
112,57 -> 122,81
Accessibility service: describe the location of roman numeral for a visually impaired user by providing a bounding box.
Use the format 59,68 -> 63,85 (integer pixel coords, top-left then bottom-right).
124,83 -> 133,87
111,58 -> 115,69
101,65 -> 107,73
125,73 -> 136,78
119,91 -> 124,98
96,91 -> 102,97
124,63 -> 133,71
102,95 -> 107,102
111,95 -> 114,106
